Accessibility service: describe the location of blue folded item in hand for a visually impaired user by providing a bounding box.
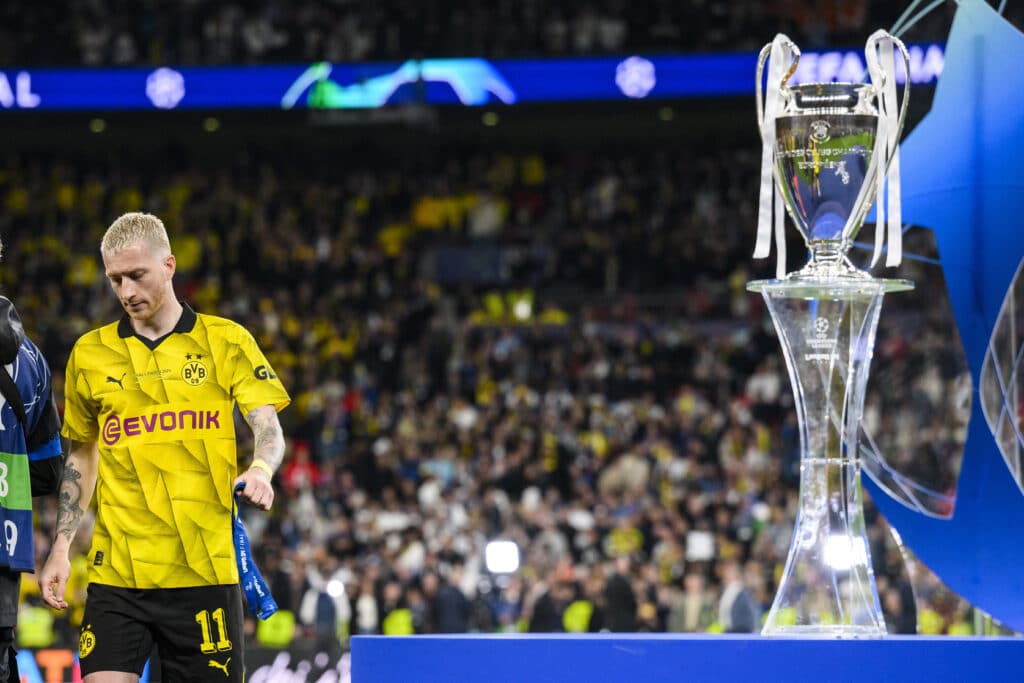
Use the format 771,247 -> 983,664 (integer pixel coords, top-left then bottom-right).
233,482 -> 278,620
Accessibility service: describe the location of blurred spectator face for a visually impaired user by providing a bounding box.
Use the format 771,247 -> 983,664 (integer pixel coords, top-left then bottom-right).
883,588 -> 903,615
683,573 -> 704,595
383,581 -> 403,605
721,561 -> 741,585
102,241 -> 175,322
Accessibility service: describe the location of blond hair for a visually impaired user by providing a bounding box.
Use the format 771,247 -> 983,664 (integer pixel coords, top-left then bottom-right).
101,212 -> 171,256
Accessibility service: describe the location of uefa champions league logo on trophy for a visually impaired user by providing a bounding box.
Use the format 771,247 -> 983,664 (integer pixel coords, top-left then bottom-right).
814,318 -> 829,339
748,30 -> 913,637
809,120 -> 831,144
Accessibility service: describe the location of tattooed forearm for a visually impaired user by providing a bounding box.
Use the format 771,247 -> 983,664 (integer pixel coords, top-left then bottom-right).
245,405 -> 285,471
53,439 -> 99,548
56,459 -> 84,542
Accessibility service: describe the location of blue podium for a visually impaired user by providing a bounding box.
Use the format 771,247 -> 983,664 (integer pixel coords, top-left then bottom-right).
351,633 -> 1023,682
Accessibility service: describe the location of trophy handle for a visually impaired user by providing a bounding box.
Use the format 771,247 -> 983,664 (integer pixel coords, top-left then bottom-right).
865,31 -> 911,150
756,36 -> 800,137
755,34 -> 800,275
864,30 -> 911,267
755,43 -> 771,135
893,38 -> 912,152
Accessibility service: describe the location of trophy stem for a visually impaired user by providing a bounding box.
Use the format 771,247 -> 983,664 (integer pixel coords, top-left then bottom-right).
792,240 -> 866,281
751,280 -> 894,637
809,240 -> 848,266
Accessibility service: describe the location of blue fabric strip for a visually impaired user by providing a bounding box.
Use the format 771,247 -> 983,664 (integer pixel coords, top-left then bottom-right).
233,482 -> 278,620
27,436 -> 62,461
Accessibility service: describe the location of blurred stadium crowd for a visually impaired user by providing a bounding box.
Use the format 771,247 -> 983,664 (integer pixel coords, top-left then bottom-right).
0,0 -> 965,67
0,136 -> 977,649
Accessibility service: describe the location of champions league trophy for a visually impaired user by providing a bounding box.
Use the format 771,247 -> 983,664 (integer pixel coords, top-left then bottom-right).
748,31 -> 912,637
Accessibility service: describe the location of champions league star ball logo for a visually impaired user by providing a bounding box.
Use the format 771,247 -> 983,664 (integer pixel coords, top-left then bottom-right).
615,57 -> 657,99
809,119 -> 831,143
814,317 -> 830,339
145,68 -> 185,109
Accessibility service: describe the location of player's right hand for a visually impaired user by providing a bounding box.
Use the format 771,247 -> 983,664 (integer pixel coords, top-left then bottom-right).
39,553 -> 71,610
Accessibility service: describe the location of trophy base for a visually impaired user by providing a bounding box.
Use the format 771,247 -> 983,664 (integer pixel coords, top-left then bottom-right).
747,276 -> 913,298
750,281 -> 910,639
760,624 -> 889,639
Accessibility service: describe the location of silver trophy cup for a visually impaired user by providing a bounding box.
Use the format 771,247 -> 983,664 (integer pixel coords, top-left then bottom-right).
774,83 -> 879,273
749,31 -> 914,637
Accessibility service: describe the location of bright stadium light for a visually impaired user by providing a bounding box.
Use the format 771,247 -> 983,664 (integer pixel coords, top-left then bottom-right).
485,540 -> 520,574
512,299 -> 532,321
326,579 -> 346,598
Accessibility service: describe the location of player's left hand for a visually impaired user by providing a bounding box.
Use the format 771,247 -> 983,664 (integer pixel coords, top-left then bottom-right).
234,467 -> 275,511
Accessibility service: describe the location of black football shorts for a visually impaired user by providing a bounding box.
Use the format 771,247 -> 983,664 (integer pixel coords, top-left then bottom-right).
79,583 -> 244,682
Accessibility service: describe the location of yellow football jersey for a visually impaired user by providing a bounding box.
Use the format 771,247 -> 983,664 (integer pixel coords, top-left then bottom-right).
62,305 -> 290,589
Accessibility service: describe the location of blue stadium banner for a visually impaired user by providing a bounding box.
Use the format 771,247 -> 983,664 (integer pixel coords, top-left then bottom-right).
0,44 -> 944,112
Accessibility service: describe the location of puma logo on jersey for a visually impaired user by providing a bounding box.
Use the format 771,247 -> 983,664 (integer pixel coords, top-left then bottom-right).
208,657 -> 230,676
106,372 -> 126,389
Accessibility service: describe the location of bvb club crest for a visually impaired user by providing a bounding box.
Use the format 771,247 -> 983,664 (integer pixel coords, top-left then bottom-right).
79,625 -> 96,658
182,353 -> 209,386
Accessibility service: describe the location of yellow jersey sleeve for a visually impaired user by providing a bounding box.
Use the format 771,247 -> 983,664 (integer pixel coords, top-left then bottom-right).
62,338 -> 100,443
228,325 -> 290,415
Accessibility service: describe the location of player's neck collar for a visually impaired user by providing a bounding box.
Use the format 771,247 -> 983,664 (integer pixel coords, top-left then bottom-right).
117,302 -> 197,350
